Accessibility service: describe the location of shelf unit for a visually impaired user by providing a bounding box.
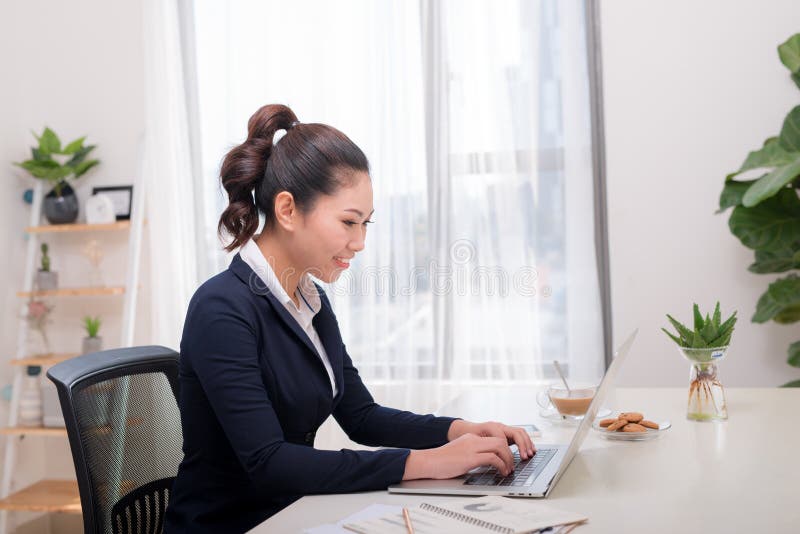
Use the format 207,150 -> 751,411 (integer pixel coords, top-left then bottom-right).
0,180 -> 145,533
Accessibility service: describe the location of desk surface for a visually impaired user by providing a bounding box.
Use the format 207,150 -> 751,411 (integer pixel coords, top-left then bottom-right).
252,387 -> 799,533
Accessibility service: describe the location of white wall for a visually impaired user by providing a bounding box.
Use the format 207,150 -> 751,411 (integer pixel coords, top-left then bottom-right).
0,1 -> 145,531
602,0 -> 800,386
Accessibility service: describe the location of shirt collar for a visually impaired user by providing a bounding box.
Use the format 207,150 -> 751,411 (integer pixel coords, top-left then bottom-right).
239,239 -> 321,316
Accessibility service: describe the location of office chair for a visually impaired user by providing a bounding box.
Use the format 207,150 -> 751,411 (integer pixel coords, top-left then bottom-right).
47,346 -> 183,534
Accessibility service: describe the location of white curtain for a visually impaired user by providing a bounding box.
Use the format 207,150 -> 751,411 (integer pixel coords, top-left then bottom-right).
141,0 -> 202,349
189,0 -> 606,406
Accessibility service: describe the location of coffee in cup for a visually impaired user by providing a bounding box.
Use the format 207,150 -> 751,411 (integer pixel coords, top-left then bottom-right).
537,385 -> 597,418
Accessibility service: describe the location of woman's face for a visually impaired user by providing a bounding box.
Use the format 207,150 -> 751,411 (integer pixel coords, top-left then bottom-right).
292,171 -> 374,283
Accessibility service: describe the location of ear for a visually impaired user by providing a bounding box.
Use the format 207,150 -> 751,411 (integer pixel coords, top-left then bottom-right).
273,191 -> 298,231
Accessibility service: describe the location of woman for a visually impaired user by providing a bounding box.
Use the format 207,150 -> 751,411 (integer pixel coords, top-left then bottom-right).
164,104 -> 536,533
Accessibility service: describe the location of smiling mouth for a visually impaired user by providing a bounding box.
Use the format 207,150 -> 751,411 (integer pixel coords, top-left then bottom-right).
333,256 -> 351,268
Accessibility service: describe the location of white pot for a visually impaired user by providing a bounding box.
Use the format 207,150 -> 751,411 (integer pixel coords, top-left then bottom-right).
82,336 -> 103,355
19,375 -> 43,427
35,270 -> 58,291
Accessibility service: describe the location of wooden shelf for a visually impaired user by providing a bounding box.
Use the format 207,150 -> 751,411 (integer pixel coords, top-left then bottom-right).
10,353 -> 79,367
1,426 -> 67,437
0,479 -> 81,513
17,286 -> 125,298
25,221 -> 130,234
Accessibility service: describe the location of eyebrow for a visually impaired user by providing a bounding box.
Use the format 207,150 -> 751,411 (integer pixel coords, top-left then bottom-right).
344,209 -> 375,218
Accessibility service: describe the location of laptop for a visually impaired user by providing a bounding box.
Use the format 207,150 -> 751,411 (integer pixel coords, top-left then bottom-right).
388,329 -> 638,498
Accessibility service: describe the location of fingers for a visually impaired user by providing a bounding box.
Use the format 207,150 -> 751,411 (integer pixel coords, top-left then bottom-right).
510,426 -> 535,458
475,452 -> 510,477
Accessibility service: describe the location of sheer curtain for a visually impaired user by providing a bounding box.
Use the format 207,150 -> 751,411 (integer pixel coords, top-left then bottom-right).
189,0 -> 606,417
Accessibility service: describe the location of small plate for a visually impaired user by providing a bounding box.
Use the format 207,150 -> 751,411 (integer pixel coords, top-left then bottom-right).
539,407 -> 611,424
591,418 -> 671,441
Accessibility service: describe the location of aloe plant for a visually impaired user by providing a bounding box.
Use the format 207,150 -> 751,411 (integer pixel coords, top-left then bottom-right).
718,32 -> 800,387
82,316 -> 101,339
662,302 -> 737,349
14,127 -> 100,196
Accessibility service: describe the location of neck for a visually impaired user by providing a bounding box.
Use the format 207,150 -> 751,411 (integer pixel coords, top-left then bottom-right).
253,232 -> 301,306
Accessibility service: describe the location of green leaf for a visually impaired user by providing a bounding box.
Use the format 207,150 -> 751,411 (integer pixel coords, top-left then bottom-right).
39,127 -> 61,155
788,341 -> 800,368
730,138 -> 796,180
66,145 -> 95,167
729,188 -> 800,251
661,328 -> 683,346
792,71 -> 800,92
72,159 -> 99,177
718,179 -> 758,213
781,379 -> 800,387
748,247 -> 800,273
699,316 -> 717,343
693,303 -> 704,331
712,302 -> 721,329
741,154 -> 800,207
753,274 -> 800,323
62,136 -> 86,155
691,332 -> 707,348
15,159 -> 59,179
666,314 -> 694,344
778,33 -> 800,73
779,105 -> 800,152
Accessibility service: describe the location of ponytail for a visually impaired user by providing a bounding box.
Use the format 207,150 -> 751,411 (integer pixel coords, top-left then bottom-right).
218,103 -> 370,252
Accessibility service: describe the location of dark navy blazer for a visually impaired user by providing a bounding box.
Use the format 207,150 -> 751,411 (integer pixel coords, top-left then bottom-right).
164,253 -> 456,533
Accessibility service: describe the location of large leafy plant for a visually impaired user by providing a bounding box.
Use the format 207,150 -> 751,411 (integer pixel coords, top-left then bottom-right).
14,127 -> 99,196
718,33 -> 800,387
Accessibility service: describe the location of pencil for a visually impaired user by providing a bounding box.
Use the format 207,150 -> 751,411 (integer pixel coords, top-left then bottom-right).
402,507 -> 415,534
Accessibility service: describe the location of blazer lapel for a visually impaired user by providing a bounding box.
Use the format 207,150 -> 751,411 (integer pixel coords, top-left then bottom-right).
312,296 -> 344,403
229,253 -> 322,365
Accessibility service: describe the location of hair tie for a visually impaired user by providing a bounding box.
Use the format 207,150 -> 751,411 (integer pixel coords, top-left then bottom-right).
289,121 -> 300,129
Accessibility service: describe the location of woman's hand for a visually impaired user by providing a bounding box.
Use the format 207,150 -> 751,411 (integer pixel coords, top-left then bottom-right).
402,434 -> 516,480
447,420 -> 535,459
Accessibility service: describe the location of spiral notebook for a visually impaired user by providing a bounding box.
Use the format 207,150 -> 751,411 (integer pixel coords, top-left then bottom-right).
341,496 -> 587,534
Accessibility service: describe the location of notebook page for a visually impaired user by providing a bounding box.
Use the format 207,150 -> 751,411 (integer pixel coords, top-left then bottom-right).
343,507 -> 489,534
422,496 -> 587,533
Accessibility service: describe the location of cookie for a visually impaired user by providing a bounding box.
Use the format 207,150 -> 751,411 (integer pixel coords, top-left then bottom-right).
599,418 -> 616,428
606,418 -> 628,432
622,423 -> 647,433
619,412 -> 643,423
639,420 -> 659,430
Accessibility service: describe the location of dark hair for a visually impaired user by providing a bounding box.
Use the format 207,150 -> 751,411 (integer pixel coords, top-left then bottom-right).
218,103 -> 370,251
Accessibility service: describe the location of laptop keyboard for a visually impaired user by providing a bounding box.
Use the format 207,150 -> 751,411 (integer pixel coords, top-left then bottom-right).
464,447 -> 557,487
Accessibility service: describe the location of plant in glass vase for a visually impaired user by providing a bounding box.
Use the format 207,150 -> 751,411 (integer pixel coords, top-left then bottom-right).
24,299 -> 54,355
662,302 -> 737,421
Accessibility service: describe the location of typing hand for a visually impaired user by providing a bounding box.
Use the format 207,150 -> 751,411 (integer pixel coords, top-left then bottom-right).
403,433 -> 516,480
447,420 -> 536,459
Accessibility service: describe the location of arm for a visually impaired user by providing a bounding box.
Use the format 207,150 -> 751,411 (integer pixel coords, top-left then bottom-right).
331,345 -> 458,449
182,293 -> 410,496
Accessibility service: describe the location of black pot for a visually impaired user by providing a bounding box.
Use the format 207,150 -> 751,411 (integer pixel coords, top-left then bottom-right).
43,182 -> 79,224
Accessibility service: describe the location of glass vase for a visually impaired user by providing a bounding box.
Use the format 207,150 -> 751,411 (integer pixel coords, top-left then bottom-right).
678,346 -> 728,422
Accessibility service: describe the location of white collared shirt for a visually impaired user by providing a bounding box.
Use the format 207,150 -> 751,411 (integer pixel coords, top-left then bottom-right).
240,239 -> 338,397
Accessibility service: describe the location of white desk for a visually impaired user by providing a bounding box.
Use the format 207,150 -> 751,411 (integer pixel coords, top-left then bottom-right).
251,387 -> 799,533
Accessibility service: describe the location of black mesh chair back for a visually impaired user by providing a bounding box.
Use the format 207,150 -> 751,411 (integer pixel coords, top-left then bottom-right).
47,346 -> 183,534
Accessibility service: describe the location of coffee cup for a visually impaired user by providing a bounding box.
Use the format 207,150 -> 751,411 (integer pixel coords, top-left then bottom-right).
536,384 -> 597,419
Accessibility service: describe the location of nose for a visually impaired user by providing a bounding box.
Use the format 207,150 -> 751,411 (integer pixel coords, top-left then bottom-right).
349,226 -> 366,253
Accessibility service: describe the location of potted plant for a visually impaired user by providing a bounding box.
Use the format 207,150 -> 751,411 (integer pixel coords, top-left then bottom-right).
662,302 -> 737,421
35,243 -> 58,291
14,127 -> 100,224
717,33 -> 800,387
82,315 -> 102,354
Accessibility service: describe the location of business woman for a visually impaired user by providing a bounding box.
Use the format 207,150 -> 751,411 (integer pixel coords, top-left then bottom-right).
163,104 -> 536,533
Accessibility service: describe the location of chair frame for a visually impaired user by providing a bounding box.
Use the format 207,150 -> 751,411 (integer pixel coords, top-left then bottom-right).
47,346 -> 180,534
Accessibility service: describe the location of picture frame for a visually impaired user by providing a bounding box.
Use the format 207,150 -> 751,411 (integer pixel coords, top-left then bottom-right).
91,185 -> 133,220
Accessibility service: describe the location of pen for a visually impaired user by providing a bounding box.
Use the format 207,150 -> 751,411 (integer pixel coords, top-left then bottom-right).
402,507 -> 415,534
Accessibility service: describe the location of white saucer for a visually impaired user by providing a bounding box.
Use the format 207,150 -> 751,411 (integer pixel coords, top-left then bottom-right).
538,407 -> 611,424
